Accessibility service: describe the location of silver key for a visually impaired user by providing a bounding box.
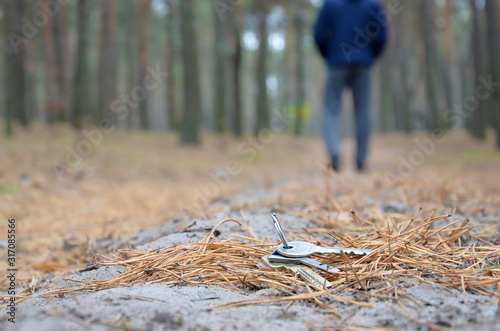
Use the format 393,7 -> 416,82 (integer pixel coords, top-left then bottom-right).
277,241 -> 372,258
262,255 -> 333,288
267,250 -> 340,273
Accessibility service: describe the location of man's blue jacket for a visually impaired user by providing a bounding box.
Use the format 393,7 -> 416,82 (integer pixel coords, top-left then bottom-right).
313,0 -> 388,67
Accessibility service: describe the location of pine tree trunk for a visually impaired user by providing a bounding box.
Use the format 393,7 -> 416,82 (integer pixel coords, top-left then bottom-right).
98,0 -> 118,123
230,6 -> 243,137
124,0 -> 138,129
180,0 -> 202,144
137,0 -> 151,129
255,0 -> 270,135
4,0 -> 28,134
293,0 -> 306,136
51,1 -> 68,121
23,1 -> 39,124
470,0 -> 487,139
379,58 -> 394,132
485,0 -> 500,148
213,8 -> 227,133
58,1 -> 70,122
166,0 -> 177,131
444,0 -> 461,127
42,2 -> 59,124
98,0 -> 110,122
283,23 -> 293,127
71,0 -> 91,129
421,1 -> 445,131
394,4 -> 412,133
108,0 -> 118,121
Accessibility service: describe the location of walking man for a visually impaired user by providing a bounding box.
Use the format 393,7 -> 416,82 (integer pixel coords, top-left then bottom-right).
314,0 -> 387,171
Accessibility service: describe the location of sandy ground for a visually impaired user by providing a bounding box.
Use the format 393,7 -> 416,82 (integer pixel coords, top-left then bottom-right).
4,197 -> 500,330
1,129 -> 500,330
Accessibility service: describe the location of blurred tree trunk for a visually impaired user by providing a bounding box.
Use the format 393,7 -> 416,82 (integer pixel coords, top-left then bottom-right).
98,0 -> 108,120
51,1 -> 68,121
485,0 -> 500,148
124,0 -> 138,129
421,0 -> 445,131
470,0 -> 487,139
180,0 -> 201,144
438,44 -> 454,125
443,0 -> 461,128
255,0 -> 270,135
166,0 -> 177,131
23,1 -> 40,123
444,0 -> 455,61
42,1 -> 59,123
393,6 -> 411,132
4,0 -> 27,134
379,58 -> 394,132
53,4 -> 67,112
213,7 -> 227,133
293,0 -> 306,136
137,0 -> 151,129
283,22 -> 293,128
71,0 -> 91,128
230,5 -> 243,137
98,0 -> 118,123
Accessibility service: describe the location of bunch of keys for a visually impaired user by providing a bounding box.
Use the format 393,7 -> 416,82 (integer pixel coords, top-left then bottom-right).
262,212 -> 372,288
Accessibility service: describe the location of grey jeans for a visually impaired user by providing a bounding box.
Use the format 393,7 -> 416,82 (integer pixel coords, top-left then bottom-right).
323,66 -> 371,167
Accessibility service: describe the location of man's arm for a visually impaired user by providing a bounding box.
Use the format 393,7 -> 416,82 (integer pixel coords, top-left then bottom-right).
371,2 -> 388,59
313,2 -> 331,59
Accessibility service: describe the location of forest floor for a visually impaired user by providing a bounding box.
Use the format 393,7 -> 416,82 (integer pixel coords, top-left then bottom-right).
1,125 -> 500,330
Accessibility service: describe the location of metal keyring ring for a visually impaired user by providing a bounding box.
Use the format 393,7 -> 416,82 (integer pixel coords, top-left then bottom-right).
271,212 -> 290,249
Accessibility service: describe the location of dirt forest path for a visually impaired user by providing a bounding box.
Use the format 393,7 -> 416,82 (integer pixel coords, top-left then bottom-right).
1,127 -> 499,329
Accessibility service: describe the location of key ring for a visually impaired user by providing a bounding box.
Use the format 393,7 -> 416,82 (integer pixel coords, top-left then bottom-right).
271,212 -> 290,249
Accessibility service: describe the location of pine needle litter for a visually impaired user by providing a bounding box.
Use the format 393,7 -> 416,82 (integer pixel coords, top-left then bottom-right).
4,212 -> 500,313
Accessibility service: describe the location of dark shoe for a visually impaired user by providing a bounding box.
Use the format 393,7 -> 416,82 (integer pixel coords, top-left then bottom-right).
356,159 -> 365,172
330,156 -> 340,172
